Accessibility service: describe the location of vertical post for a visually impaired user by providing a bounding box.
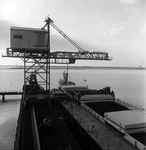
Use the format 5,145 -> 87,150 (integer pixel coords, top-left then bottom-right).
2,94 -> 5,102
24,54 -> 26,95
48,18 -> 50,92
46,54 -> 48,91
22,53 -> 26,109
46,16 -> 50,93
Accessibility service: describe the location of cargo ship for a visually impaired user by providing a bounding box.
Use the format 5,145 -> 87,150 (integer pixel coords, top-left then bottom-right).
2,16 -> 145,150
13,70 -> 146,150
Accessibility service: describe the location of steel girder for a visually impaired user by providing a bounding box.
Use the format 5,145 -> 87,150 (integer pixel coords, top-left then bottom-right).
2,48 -> 112,64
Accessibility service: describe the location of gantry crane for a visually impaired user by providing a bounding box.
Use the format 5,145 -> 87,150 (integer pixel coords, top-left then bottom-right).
3,17 -> 112,63
2,16 -> 112,103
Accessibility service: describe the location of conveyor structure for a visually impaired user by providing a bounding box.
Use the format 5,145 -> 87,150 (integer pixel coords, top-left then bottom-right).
2,16 -> 112,96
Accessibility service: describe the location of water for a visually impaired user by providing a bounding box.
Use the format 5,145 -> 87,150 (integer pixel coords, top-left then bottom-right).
0,68 -> 146,108
0,68 -> 146,149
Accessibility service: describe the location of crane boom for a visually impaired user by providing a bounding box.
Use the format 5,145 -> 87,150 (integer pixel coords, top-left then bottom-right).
2,49 -> 111,64
50,20 -> 86,53
49,18 -> 111,60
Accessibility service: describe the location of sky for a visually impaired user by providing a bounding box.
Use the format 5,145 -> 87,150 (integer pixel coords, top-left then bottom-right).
0,0 -> 146,67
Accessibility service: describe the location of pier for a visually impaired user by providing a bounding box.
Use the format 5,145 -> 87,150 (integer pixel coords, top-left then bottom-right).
0,91 -> 23,102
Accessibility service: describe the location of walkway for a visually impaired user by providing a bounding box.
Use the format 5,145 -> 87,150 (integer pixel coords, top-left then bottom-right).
61,100 -> 136,150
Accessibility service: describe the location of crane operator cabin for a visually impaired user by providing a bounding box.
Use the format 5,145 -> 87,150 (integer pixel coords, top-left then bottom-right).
10,27 -> 48,50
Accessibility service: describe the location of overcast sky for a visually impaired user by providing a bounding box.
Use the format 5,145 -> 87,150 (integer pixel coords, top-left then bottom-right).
0,0 -> 146,67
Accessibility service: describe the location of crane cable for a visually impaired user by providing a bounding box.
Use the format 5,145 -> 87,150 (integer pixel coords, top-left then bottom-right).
50,21 -> 91,58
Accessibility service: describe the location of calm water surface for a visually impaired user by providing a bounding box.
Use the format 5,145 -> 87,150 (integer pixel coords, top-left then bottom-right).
0,68 -> 146,108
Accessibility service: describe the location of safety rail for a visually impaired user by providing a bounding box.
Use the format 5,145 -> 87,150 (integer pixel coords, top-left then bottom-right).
81,103 -> 105,123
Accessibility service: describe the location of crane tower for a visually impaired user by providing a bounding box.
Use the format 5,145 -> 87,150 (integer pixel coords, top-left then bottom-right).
2,16 -> 112,105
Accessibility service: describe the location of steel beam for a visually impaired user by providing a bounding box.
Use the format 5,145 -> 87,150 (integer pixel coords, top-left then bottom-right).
30,104 -> 41,150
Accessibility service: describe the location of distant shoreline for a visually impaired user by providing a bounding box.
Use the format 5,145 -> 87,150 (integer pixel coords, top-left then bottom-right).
0,65 -> 146,70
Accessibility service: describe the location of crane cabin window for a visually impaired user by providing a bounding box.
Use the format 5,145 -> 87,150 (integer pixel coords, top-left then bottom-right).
13,35 -> 23,39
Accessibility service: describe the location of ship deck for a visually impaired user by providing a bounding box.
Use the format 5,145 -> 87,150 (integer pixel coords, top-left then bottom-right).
60,98 -> 136,150
15,87 -> 142,150
57,86 -> 146,150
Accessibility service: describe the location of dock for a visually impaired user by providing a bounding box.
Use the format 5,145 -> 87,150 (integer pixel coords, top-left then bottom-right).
0,91 -> 23,102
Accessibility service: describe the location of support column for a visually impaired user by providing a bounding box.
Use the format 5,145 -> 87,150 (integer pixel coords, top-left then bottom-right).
47,17 -> 51,92
2,94 -> 5,102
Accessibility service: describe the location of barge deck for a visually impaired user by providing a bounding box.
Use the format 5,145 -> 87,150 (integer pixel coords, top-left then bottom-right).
58,93 -> 136,150
14,87 -> 145,150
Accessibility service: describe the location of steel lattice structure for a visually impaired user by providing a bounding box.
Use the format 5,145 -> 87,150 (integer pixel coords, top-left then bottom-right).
3,48 -> 111,63
2,16 -> 112,101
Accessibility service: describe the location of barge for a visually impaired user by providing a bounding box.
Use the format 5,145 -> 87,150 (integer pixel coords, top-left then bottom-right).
14,71 -> 146,150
